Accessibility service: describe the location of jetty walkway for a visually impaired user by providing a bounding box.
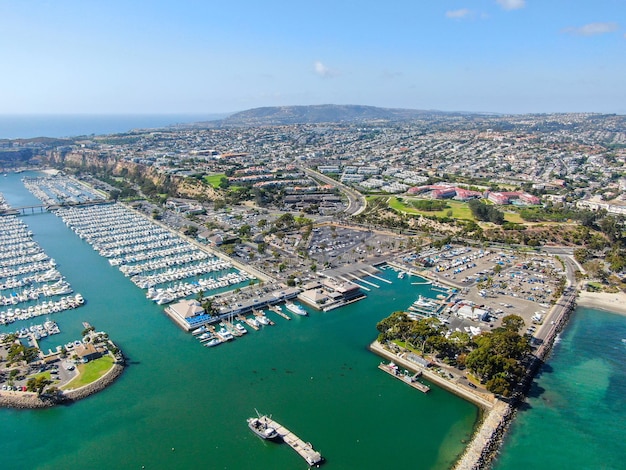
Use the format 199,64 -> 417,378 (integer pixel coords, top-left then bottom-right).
264,417 -> 323,467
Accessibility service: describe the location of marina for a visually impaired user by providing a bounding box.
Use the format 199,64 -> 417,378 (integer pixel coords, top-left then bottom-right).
0,207 -> 85,325
0,173 -> 477,469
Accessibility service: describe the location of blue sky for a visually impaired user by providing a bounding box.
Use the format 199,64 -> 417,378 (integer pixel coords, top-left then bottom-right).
0,0 -> 624,114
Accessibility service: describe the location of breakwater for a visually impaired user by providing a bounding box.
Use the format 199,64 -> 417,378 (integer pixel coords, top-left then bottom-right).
62,360 -> 125,402
452,291 -> 577,470
0,357 -> 125,409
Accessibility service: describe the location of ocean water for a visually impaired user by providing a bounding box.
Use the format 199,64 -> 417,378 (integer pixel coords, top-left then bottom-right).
0,173 -> 477,470
0,114 -> 223,140
493,307 -> 626,470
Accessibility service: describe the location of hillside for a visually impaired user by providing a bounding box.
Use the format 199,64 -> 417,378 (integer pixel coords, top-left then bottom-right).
218,104 -> 456,126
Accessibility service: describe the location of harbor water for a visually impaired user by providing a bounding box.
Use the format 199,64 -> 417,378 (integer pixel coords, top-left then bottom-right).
493,307 -> 626,470
0,173 -> 477,470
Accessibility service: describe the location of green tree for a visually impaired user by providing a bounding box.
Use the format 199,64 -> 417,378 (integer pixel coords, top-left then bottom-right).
501,314 -> 525,333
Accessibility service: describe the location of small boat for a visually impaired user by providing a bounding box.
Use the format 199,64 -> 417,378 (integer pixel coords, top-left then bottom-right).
204,338 -> 222,347
247,415 -> 279,440
235,323 -> 247,334
256,315 -> 270,325
285,302 -> 307,316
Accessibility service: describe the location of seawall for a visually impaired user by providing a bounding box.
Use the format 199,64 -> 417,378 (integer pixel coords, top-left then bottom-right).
0,355 -> 125,409
451,293 -> 576,469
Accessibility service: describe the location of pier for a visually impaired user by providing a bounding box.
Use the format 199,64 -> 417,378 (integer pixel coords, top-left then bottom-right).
263,417 -> 323,467
269,305 -> 291,320
359,268 -> 392,284
378,361 -> 430,393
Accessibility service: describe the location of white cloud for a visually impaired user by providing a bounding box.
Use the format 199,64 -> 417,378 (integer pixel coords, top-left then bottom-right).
446,9 -> 471,19
563,22 -> 619,36
496,0 -> 526,10
314,61 -> 338,78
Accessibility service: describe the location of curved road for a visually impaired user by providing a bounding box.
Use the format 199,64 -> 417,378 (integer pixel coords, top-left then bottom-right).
300,167 -> 367,216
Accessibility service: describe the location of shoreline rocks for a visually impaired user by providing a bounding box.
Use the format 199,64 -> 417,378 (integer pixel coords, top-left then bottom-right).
0,357 -> 125,410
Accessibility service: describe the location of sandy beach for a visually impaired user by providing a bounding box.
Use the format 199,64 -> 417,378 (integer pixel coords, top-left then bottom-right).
577,291 -> 626,316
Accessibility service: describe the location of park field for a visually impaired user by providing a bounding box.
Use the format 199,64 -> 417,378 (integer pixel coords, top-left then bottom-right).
62,355 -> 115,390
388,196 -> 525,224
204,173 -> 227,188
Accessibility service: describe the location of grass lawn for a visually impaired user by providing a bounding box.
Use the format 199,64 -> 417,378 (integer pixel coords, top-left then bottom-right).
30,371 -> 51,381
62,355 -> 114,390
204,173 -> 226,188
502,211 -> 525,224
389,197 -> 530,225
389,197 -> 474,220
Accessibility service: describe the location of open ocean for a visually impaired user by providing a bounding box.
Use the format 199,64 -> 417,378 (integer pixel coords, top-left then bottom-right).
0,114 -> 224,139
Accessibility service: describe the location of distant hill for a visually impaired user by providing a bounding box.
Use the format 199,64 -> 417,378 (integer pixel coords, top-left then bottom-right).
218,104 -> 457,126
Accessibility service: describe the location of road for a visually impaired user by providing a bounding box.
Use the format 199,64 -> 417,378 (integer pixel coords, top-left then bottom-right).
300,166 -> 367,216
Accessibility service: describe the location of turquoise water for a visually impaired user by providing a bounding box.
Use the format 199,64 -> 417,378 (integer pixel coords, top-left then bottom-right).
494,307 -> 626,470
0,173 -> 477,470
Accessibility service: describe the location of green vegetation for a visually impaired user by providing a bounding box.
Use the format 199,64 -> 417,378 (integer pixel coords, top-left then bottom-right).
62,355 -> 115,389
26,375 -> 51,395
411,199 -> 449,212
204,173 -> 227,188
465,316 -> 530,396
389,197 -> 474,220
376,312 -> 530,396
5,342 -> 39,365
468,200 -> 505,225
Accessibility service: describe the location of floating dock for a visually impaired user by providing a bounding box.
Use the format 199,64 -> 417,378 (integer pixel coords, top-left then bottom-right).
263,417 -> 323,467
378,362 -> 430,393
269,305 -> 291,320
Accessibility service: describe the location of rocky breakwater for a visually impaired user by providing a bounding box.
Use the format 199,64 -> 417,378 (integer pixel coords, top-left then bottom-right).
0,390 -> 57,409
453,290 -> 578,469
452,400 -> 512,470
0,353 -> 125,409
62,356 -> 125,402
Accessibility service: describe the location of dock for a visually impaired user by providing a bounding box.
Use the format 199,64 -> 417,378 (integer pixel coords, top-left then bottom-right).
269,305 -> 291,320
359,268 -> 392,284
263,417 -> 324,467
222,321 -> 243,337
238,314 -> 260,331
253,310 -> 275,326
378,362 -> 430,393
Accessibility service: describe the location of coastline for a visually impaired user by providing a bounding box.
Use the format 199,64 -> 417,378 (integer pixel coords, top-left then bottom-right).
0,355 -> 124,409
576,291 -> 626,316
369,280 -> 579,470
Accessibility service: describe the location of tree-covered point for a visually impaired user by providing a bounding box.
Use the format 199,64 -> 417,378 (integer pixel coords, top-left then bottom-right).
376,312 -> 530,396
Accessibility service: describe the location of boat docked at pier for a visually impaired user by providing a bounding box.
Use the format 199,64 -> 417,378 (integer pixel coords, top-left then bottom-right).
285,302 -> 307,316
247,415 -> 280,441
248,414 -> 324,466
413,295 -> 435,308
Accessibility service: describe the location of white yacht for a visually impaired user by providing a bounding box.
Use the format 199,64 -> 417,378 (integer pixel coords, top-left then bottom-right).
285,302 -> 307,316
